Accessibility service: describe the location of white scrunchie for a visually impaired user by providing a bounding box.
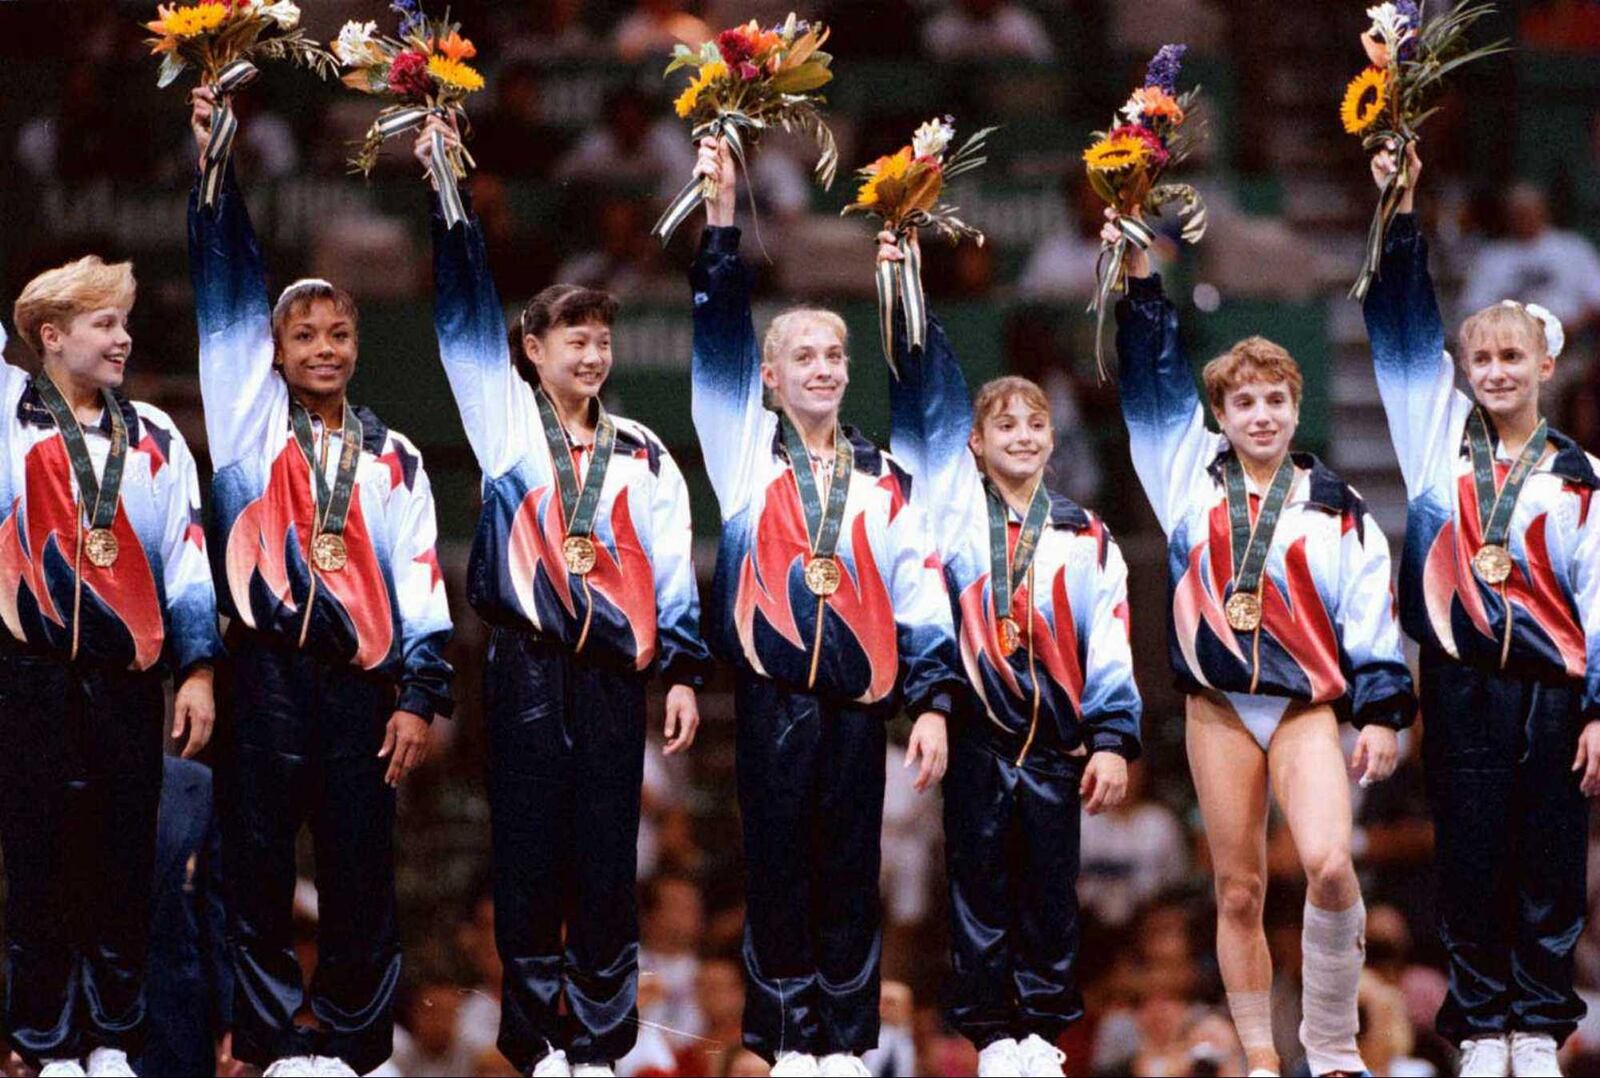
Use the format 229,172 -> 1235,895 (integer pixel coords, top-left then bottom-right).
275,277 -> 337,309
0,318 -> 7,353
1501,299 -> 1565,359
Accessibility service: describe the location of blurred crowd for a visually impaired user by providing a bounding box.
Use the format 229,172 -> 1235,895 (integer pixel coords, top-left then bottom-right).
4,1 -> 1600,1076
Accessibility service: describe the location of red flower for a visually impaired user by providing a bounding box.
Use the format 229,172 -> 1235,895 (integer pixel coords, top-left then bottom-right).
388,49 -> 432,101
1109,123 -> 1168,166
736,61 -> 760,81
716,28 -> 755,65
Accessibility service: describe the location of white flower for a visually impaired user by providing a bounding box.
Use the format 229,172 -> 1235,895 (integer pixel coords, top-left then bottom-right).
912,116 -> 954,160
1119,94 -> 1144,125
1366,3 -> 1409,48
258,0 -> 300,30
333,20 -> 383,66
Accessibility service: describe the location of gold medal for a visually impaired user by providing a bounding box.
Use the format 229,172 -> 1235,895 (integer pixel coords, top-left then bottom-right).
563,535 -> 597,576
84,528 -> 119,568
311,532 -> 348,572
804,555 -> 841,597
1472,543 -> 1512,585
1225,591 -> 1263,633
998,616 -> 1021,657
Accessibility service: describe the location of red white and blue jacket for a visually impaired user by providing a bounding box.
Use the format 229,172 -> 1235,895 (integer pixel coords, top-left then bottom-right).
429,195 -> 710,686
0,331 -> 223,673
888,313 -> 1142,759
1364,214 -> 1600,715
187,172 -> 453,718
689,226 -> 959,713
1116,274 -> 1414,734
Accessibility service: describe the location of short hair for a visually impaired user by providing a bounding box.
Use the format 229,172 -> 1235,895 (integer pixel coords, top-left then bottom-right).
970,375 -> 1051,441
1458,302 -> 1548,360
1201,336 -> 1303,412
760,307 -> 849,409
271,278 -> 360,347
12,255 -> 136,357
509,284 -> 620,386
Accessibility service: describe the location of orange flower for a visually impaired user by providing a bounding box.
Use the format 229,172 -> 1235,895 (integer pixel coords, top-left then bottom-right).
1130,86 -> 1185,124
434,30 -> 477,63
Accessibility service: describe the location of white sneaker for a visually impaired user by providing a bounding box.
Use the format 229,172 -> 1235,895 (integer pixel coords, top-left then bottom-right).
770,1052 -> 821,1077
262,1059 -> 321,1078
1459,1035 -> 1512,1078
977,1037 -> 1022,1076
1247,1071 -> 1281,1077
531,1047 -> 573,1077
1016,1033 -> 1067,1077
83,1048 -> 136,1078
1510,1032 -> 1562,1077
817,1055 -> 871,1077
38,1062 -> 86,1078
571,1065 -> 615,1077
310,1057 -> 359,1076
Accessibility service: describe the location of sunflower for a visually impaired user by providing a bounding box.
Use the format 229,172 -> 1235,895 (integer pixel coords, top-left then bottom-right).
427,54 -> 485,93
1341,66 -> 1389,136
146,1 -> 229,48
1083,134 -> 1150,173
674,60 -> 728,119
855,147 -> 913,207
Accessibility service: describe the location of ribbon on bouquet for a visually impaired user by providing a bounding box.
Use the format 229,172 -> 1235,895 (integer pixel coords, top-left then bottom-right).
199,58 -> 260,208
652,111 -> 763,247
876,212 -> 932,379
374,105 -> 470,228
1088,211 -> 1155,379
1350,130 -> 1415,302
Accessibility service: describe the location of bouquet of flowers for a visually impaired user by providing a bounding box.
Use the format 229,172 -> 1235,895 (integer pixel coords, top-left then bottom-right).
1083,44 -> 1207,376
653,13 -> 839,246
1340,2 -> 1506,300
334,1 -> 485,228
146,1 -> 334,207
841,117 -> 994,374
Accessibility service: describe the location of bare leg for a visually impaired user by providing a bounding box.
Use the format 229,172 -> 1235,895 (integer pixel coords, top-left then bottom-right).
1186,694 -> 1278,1075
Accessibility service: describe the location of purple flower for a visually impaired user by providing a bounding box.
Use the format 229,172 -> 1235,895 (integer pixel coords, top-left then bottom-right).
390,0 -> 427,38
1395,0 -> 1420,60
1144,43 -> 1188,94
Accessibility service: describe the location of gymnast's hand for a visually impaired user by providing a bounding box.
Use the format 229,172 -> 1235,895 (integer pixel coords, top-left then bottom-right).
1081,751 -> 1128,815
905,711 -> 948,793
1573,721 -> 1600,797
412,112 -> 462,189
696,135 -> 738,228
379,709 -> 431,786
1370,137 -> 1422,215
1350,724 -> 1399,786
662,683 -> 700,755
172,665 -> 215,759
1100,207 -> 1152,279
876,228 -> 920,267
189,86 -> 217,169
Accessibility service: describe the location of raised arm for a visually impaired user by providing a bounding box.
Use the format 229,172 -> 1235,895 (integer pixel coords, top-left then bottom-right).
1079,521 -> 1143,760
688,136 -> 773,517
418,119 -> 533,480
1334,496 -> 1415,731
185,89 -> 283,470
650,441 -> 712,688
386,438 -> 455,722
1360,146 -> 1469,498
1112,216 -> 1216,536
885,230 -> 983,514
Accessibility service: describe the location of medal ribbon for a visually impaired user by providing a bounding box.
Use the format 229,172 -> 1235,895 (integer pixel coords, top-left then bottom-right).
289,400 -> 363,540
536,389 -> 616,543
984,478 -> 1050,626
1225,454 -> 1297,599
31,374 -> 126,532
1466,409 -> 1547,549
780,415 -> 852,562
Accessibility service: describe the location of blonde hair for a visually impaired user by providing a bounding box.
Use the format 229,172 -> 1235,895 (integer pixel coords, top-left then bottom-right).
1201,336 -> 1303,412
761,307 -> 849,367
970,376 -> 1051,440
12,255 -> 136,357
1458,302 -> 1548,360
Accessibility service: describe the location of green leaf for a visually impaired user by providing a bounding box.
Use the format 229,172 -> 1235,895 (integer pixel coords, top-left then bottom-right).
770,63 -> 833,94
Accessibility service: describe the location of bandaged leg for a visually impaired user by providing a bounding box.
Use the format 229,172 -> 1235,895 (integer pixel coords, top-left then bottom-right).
1298,897 -> 1367,1075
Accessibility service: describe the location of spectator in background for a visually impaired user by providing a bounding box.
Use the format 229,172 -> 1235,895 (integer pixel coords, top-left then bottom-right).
638,875 -> 708,1047
613,0 -> 710,62
819,0 -> 921,58
1519,0 -> 1600,52
922,0 -> 1057,63
554,194 -> 678,302
1017,177 -> 1112,304
470,61 -> 570,183
1077,764 -> 1191,929
879,740 -> 941,980
16,64 -> 152,182
138,757 -> 234,1078
1458,182 -> 1600,342
555,88 -> 679,192
521,0 -> 596,62
452,885 -> 504,1068
389,978 -> 476,1077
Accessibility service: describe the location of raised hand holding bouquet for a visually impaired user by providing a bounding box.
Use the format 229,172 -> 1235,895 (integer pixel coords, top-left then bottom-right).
335,1 -> 485,228
1083,44 -> 1207,377
654,12 -> 839,246
146,0 -> 333,206
842,116 -> 994,375
1341,1 -> 1506,300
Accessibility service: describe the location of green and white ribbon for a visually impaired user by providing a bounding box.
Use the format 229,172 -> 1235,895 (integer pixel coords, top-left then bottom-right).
199,58 -> 260,208
1351,130 -> 1415,302
375,105 -> 467,228
1465,408 -> 1546,547
31,374 -> 127,534
1224,454 -> 1296,597
289,400 -> 363,540
1088,212 -> 1155,379
652,111 -> 763,247
877,214 -> 930,378
534,389 -> 616,545
985,478 -> 1050,627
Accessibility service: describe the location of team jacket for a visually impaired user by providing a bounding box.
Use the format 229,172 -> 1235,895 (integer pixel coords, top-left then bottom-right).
689,226 -> 959,713
429,195 -> 710,685
1364,214 -> 1600,715
1116,274 -> 1414,728
888,313 -> 1142,758
188,171 -> 453,718
0,348 -> 223,673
